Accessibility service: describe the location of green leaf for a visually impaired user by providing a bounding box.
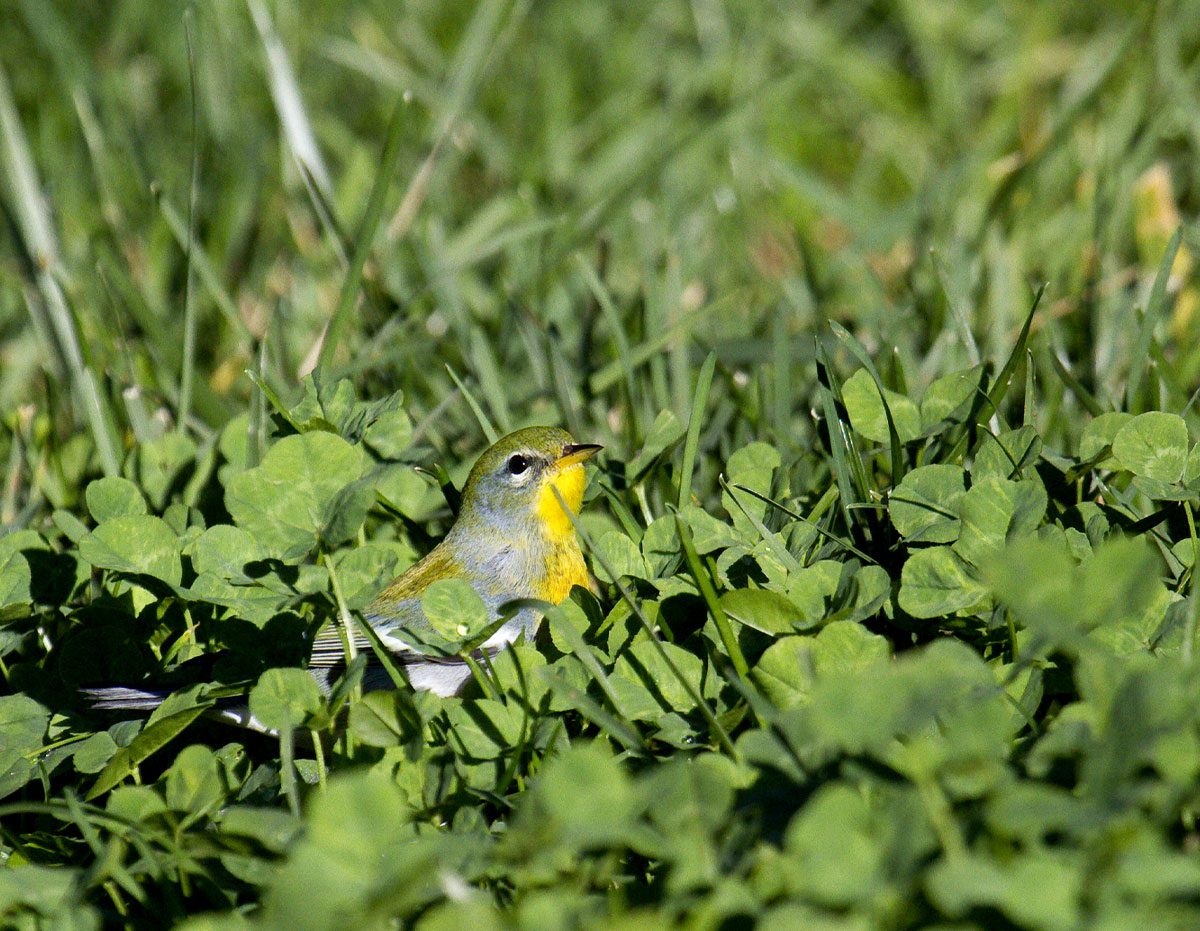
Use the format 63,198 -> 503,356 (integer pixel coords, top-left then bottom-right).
987,536 -> 1164,653
592,531 -> 649,583
899,546 -> 987,618
721,442 -> 782,537
751,621 -> 890,709
165,744 -> 225,816
217,806 -> 301,853
79,514 -> 182,587
420,578 -> 491,643
842,368 -> 920,444
680,504 -> 741,554
249,668 -> 324,731
520,744 -> 637,849
334,544 -> 407,610
106,785 -> 169,823
719,587 -> 807,634
363,407 -> 413,459
954,477 -> 1047,569
784,783 -> 883,907
348,690 -> 420,748
888,464 -> 966,543
1079,412 -> 1133,465
921,365 -> 983,430
320,479 -> 376,548
72,732 -> 118,774
188,524 -> 267,581
85,476 -> 148,522
611,639 -> 709,719
135,432 -> 198,510
927,852 -> 1081,930
225,432 -> 365,560
784,560 -> 842,624
0,549 -> 32,609
0,694 -> 50,752
259,770 -> 412,930
1112,411 -> 1189,482
444,698 -> 525,760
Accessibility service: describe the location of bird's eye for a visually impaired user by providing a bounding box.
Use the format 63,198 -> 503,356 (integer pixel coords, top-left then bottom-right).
507,454 -> 529,476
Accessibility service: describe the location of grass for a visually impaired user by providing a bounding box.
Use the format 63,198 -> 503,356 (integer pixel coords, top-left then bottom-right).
2,0 -> 1200,927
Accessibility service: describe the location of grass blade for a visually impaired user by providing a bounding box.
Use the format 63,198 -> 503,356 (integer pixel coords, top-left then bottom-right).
446,365 -> 499,443
246,0 -> 332,197
675,513 -> 750,679
178,8 -> 201,433
677,351 -> 715,509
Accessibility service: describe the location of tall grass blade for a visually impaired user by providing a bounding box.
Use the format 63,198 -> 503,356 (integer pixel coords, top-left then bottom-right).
246,0 -> 333,197
178,8 -> 201,433
677,351 -> 715,509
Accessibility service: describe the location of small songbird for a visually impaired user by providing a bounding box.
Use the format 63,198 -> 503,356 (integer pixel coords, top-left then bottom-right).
308,425 -> 602,696
86,426 -> 601,712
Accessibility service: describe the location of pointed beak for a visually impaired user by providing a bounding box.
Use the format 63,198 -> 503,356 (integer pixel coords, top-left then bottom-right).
556,443 -> 603,468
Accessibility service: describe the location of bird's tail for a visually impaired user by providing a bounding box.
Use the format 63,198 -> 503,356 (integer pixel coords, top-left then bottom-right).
80,685 -> 172,712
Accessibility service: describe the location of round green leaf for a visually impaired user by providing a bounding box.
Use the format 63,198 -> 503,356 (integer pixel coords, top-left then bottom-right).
953,477 -> 1047,569
348,690 -> 418,748
421,578 -> 491,642
85,476 -> 147,523
0,550 -> 32,609
0,694 -> 50,752
842,368 -> 920,444
225,432 -> 365,560
73,732 -> 118,775
592,531 -> 648,583
82,515 -> 182,587
751,621 -> 890,709
334,544 -> 407,610
920,365 -> 982,430
165,744 -> 225,815
899,546 -> 988,618
888,464 -> 966,543
188,525 -> 266,580
249,668 -> 323,731
1112,411 -> 1189,483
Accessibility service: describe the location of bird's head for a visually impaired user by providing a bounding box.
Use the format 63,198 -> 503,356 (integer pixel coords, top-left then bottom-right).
457,426 -> 602,540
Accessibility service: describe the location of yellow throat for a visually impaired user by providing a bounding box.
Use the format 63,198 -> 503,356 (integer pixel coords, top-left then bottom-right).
535,461 -> 587,541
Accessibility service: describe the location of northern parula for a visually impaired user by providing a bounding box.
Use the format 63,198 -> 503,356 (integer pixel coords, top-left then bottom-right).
309,425 -> 602,695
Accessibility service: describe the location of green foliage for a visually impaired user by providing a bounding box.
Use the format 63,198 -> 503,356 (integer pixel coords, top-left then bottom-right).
4,0 -> 1200,927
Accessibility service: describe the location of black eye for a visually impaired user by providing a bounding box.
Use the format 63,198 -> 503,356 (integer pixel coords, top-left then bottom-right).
507,454 -> 529,475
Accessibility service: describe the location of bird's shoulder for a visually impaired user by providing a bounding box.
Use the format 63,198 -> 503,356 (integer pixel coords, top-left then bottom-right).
369,541 -> 465,614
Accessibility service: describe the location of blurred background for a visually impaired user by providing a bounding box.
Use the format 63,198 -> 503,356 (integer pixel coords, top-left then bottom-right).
1,0 -> 1197,495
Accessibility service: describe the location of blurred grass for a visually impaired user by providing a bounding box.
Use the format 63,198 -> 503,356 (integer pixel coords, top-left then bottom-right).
1,0 -> 1199,509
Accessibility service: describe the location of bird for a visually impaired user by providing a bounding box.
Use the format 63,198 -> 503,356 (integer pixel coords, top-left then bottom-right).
84,426 -> 601,714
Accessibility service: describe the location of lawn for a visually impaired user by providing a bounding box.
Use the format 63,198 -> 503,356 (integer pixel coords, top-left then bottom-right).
2,1 -> 1200,927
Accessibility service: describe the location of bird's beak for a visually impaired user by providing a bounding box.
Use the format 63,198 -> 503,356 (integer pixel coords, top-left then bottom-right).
556,443 -> 603,468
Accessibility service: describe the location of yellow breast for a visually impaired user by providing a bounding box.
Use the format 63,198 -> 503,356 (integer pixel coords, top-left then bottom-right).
535,541 -> 591,603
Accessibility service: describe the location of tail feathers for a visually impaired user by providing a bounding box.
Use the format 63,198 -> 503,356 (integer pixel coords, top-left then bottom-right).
81,686 -> 172,711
